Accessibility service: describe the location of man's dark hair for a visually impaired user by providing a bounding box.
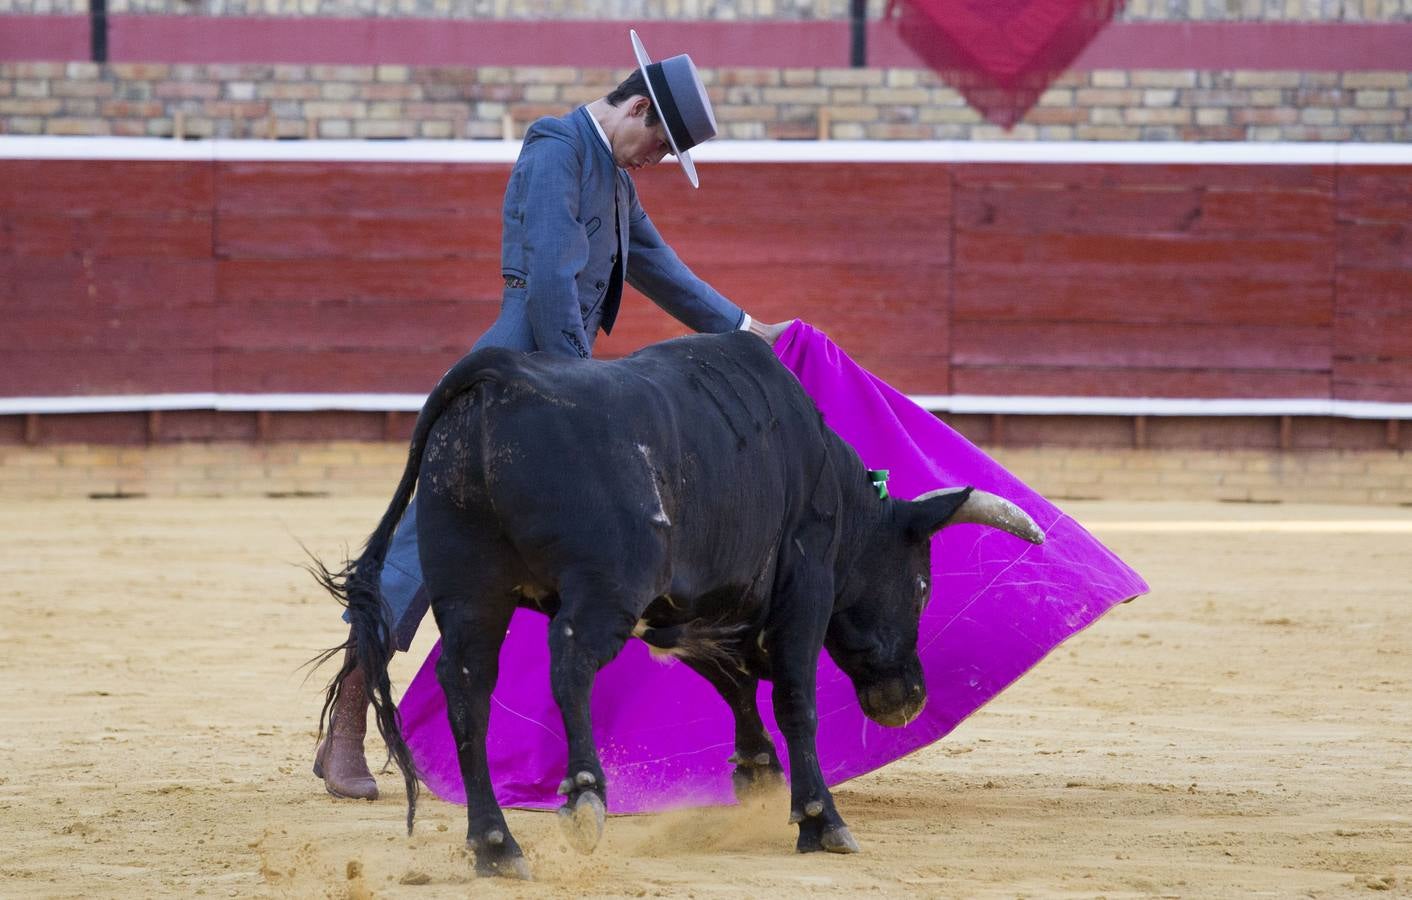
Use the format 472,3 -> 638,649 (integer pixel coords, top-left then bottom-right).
605,69 -> 661,127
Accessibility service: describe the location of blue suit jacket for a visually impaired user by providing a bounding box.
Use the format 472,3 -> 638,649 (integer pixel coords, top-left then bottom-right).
475,107 -> 744,358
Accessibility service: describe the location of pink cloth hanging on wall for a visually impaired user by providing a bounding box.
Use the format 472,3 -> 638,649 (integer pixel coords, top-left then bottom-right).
396,322 -> 1147,813
887,0 -> 1126,127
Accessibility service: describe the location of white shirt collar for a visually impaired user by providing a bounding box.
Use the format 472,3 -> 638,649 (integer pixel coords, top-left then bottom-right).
585,107 -> 613,156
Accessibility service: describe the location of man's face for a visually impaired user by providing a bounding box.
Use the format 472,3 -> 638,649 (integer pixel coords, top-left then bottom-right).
615,99 -> 673,171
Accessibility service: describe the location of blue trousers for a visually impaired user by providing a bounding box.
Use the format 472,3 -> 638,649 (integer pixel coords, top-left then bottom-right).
340,286 -> 586,653
343,495 -> 429,653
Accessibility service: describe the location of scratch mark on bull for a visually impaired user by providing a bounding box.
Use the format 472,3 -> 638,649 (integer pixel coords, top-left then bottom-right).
688,372 -> 748,451
478,383 -> 502,520
696,358 -> 763,435
504,378 -> 575,408
440,396 -> 483,508
635,443 -> 671,527
722,352 -> 780,424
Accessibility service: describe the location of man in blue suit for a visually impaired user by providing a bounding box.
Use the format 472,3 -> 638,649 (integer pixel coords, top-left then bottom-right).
315,30 -> 792,799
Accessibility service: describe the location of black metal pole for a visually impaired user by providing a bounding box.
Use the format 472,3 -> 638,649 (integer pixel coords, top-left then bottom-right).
850,0 -> 867,68
90,0 -> 108,64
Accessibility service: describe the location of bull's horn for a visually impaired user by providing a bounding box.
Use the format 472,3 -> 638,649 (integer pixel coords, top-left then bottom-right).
911,487 -> 1045,544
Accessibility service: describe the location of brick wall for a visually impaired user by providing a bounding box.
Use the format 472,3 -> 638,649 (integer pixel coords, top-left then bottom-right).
3,62 -> 1410,140
3,441 -> 1407,504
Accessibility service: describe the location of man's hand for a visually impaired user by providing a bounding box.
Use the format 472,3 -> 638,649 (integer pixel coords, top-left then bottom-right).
747,318 -> 796,346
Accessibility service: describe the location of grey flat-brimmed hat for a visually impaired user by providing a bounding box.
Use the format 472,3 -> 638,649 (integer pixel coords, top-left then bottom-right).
630,29 -> 717,189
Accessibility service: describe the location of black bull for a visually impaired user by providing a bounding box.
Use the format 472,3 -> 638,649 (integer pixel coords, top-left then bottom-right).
316,331 -> 1043,878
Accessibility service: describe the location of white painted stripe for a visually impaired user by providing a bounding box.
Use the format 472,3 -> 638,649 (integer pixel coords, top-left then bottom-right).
0,136 -> 220,161
0,135 -> 524,163
214,393 -> 428,412
0,394 -> 222,414
697,141 -> 1359,165
1090,521 -> 1412,533
1331,144 -> 1412,166
0,393 -> 426,414
214,140 -> 524,163
2,135 -> 1410,165
3,393 -> 1409,419
911,395 -> 1412,418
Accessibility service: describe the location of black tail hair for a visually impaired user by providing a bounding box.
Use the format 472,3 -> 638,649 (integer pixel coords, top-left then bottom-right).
308,349 -> 511,835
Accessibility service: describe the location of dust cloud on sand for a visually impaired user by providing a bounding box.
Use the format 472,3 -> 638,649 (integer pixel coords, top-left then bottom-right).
1,497 -> 1409,898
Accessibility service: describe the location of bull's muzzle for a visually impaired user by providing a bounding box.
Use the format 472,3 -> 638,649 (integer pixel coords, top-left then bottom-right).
859,678 -> 927,728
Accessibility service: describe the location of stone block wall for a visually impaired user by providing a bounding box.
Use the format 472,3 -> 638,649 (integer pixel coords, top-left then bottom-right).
3,61 -> 1410,140
2,441 -> 1408,505
3,0 -> 1411,139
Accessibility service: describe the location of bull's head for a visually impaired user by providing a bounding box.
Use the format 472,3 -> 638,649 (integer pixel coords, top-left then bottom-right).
825,487 -> 1044,728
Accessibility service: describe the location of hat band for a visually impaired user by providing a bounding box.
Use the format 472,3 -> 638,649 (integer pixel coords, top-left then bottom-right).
644,61 -> 693,153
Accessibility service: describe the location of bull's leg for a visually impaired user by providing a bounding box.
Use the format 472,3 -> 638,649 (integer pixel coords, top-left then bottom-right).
547,571 -> 641,854
767,599 -> 861,855
680,660 -> 784,802
418,494 -> 530,881
433,594 -> 530,879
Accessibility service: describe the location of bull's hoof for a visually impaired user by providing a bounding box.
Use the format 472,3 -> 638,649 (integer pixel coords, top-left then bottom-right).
821,825 -> 861,854
557,790 -> 606,855
731,752 -> 786,803
796,818 -> 860,854
471,830 -> 532,880
475,852 -> 533,881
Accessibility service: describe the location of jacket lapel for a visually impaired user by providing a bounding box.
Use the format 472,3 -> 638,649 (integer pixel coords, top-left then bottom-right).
574,107 -> 628,336
599,179 -> 626,335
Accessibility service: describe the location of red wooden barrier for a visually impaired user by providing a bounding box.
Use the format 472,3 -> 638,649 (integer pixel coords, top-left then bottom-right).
1335,166 -> 1412,404
1,157 -> 1408,413
947,162 -> 1339,400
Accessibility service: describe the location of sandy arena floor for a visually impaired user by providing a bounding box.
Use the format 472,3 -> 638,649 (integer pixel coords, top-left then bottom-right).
1,494 -> 1409,898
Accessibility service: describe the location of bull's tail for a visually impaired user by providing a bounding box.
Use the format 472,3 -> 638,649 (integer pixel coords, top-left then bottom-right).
309,348 -> 513,835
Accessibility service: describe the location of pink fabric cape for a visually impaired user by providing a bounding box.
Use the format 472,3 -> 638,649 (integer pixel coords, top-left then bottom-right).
397,322 -> 1148,813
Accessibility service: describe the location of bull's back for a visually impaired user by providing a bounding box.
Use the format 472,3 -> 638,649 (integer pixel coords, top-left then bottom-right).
419,334 -> 834,587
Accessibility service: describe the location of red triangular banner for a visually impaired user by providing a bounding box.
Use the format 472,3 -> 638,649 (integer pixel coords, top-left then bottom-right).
887,0 -> 1126,128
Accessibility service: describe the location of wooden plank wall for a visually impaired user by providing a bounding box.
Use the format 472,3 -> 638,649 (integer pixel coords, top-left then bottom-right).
948,163 -> 1337,400
2,158 -> 1408,411
2,160 -> 218,397
214,162 -> 505,392
1335,166 -> 1412,404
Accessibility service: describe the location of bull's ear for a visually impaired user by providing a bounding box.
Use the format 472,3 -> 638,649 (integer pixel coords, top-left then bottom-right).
902,487 -> 1046,544
900,486 -> 975,541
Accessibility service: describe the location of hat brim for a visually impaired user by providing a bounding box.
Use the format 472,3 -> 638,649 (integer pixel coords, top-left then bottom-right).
630,29 -> 700,189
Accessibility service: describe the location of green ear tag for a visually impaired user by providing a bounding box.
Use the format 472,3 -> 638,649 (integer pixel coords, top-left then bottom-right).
867,469 -> 890,500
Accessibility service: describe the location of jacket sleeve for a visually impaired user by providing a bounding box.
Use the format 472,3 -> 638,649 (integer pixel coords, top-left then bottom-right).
624,179 -> 745,335
514,127 -> 594,359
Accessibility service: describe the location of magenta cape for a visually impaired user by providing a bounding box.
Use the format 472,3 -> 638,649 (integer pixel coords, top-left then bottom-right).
397,322 -> 1147,813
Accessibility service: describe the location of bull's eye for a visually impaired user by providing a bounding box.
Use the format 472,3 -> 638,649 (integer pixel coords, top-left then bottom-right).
916,575 -> 928,595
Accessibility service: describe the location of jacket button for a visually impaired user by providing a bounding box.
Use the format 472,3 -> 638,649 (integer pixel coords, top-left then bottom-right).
596,281 -> 606,289
610,253 -> 618,263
